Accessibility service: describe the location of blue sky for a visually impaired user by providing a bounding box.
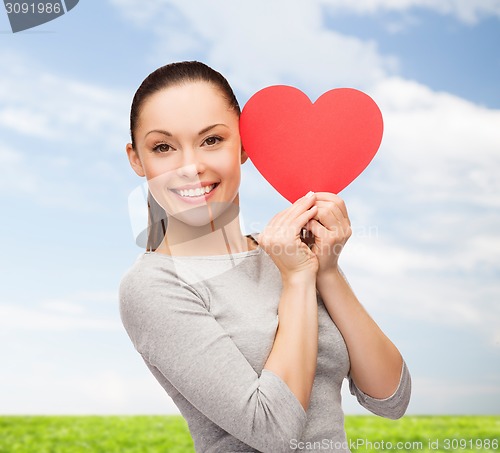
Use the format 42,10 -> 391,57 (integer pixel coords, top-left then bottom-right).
1,0 -> 499,416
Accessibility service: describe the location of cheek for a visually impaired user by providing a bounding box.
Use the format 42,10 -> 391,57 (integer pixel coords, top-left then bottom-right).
220,158 -> 239,176
142,156 -> 176,182
215,148 -> 242,178
142,159 -> 179,211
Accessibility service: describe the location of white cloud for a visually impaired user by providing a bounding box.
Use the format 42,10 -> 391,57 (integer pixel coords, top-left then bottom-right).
0,51 -> 129,149
108,0 -> 397,100
0,51 -> 135,210
320,0 -> 500,24
108,0 -> 167,26
373,77 -> 500,199
0,108 -> 58,140
341,236 -> 500,346
341,374 -> 500,414
0,141 -> 105,210
374,77 -> 500,166
0,363 -> 181,414
408,375 -> 500,414
342,238 -> 442,275
492,331 -> 500,349
0,145 -> 39,194
0,304 -> 120,331
0,291 -> 121,332
40,301 -> 86,315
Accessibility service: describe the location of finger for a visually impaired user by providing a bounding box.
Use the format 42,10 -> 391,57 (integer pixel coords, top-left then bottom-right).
308,219 -> 347,256
290,205 -> 318,236
261,199 -> 318,246
276,191 -> 317,226
316,197 -> 349,223
312,208 -> 339,236
314,201 -> 346,228
308,214 -> 352,244
312,192 -> 349,219
306,218 -> 328,239
307,218 -> 346,255
314,200 -> 350,229
306,219 -> 333,255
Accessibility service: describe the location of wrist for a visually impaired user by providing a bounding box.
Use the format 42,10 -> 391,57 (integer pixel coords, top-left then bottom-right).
316,266 -> 342,289
281,270 -> 317,289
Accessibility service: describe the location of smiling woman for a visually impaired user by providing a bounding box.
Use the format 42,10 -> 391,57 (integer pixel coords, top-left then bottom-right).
125,65 -> 246,251
119,61 -> 411,453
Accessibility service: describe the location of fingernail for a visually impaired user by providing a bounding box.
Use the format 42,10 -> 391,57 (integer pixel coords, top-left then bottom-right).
305,191 -> 315,198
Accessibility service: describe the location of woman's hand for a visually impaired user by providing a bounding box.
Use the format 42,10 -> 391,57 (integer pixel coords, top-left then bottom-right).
257,192 -> 319,284
305,192 -> 352,277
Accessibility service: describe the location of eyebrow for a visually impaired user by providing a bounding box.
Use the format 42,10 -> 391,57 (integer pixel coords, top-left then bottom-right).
145,123 -> 228,138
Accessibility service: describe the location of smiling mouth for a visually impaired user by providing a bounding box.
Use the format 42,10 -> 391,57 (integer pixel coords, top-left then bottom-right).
170,183 -> 219,198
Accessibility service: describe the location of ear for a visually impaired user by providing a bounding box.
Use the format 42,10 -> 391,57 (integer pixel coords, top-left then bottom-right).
126,143 -> 146,177
240,144 -> 248,165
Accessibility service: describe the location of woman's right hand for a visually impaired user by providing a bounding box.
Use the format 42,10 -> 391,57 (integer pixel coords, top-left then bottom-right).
257,192 -> 319,283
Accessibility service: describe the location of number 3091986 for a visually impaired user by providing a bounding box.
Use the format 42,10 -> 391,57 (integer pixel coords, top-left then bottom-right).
5,3 -> 61,14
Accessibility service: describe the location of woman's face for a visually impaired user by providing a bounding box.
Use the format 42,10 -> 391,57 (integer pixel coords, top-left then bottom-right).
127,81 -> 247,227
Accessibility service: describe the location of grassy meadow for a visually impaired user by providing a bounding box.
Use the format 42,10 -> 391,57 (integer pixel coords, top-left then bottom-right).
0,415 -> 498,452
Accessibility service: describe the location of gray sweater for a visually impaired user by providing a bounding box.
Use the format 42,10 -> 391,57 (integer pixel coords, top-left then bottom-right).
119,239 -> 411,453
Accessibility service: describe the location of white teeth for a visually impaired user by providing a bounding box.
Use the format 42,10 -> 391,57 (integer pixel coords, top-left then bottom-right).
175,184 -> 217,198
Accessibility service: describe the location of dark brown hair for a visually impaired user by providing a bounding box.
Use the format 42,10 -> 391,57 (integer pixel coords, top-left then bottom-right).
129,61 -> 240,251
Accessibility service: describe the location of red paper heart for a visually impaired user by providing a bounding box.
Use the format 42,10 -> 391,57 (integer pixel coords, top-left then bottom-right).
239,86 -> 383,202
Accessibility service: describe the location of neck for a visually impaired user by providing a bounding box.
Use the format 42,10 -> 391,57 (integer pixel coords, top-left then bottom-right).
156,198 -> 253,256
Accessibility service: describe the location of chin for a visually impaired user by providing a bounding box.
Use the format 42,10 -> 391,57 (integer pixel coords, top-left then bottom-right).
170,205 -> 212,227
170,200 -> 239,229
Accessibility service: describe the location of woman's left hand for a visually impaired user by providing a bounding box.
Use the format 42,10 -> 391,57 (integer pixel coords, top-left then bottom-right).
305,192 -> 352,277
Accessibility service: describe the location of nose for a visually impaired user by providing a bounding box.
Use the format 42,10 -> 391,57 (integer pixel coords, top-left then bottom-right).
176,149 -> 205,179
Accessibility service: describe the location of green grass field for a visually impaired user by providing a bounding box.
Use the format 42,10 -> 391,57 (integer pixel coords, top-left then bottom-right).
0,415 -> 498,452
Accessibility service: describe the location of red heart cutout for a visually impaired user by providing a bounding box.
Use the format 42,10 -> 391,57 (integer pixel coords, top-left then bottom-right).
239,86 -> 383,202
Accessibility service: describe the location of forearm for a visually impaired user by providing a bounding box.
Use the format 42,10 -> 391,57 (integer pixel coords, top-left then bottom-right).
317,268 -> 403,399
264,277 -> 318,411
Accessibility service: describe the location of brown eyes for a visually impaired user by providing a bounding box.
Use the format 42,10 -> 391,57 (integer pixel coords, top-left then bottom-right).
203,136 -> 222,146
151,136 -> 223,154
152,143 -> 172,153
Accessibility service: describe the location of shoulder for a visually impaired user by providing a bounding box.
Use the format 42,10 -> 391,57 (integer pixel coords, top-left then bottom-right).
119,253 -> 171,298
119,253 -> 208,315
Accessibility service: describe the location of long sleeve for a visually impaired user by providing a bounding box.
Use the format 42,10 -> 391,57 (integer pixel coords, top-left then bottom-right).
119,262 -> 307,453
329,267 -> 412,419
348,359 -> 411,419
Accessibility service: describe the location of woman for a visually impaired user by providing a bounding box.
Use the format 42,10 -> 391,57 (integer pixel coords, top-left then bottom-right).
119,61 -> 411,453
